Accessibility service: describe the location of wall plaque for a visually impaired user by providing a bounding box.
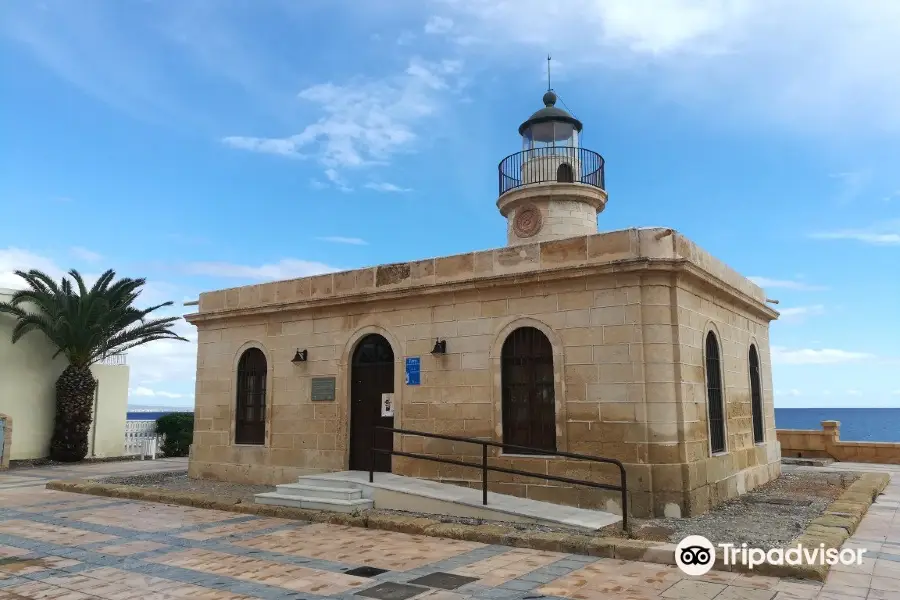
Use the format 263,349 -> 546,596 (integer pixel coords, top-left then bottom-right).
381,393 -> 394,417
311,377 -> 336,401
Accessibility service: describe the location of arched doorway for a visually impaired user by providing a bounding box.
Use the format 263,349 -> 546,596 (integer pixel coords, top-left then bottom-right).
556,163 -> 574,183
235,347 -> 267,445
501,326 -> 556,453
349,334 -> 395,471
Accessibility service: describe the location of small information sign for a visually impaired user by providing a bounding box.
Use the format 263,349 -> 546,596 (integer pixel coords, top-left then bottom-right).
405,357 -> 421,386
311,377 -> 336,401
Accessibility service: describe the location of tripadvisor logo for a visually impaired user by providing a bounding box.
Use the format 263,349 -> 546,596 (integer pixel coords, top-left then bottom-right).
675,536 -> 716,576
675,535 -> 867,576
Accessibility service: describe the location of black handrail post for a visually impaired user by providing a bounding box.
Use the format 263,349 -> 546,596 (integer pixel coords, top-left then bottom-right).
619,463 -> 628,531
482,443 -> 488,506
369,423 -> 376,483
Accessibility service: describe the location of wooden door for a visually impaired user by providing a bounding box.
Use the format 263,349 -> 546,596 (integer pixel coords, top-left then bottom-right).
349,334 -> 395,471
501,327 -> 556,453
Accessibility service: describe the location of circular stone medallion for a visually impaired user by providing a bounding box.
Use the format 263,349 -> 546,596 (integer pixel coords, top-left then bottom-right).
513,204 -> 543,238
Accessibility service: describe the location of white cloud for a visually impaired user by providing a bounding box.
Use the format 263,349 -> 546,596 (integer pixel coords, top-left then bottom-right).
0,248 -> 65,289
183,258 -> 339,281
438,0 -> 900,134
126,313 -> 197,398
70,246 -> 102,263
221,136 -> 305,158
809,220 -> 900,245
130,386 -> 189,399
846,389 -> 863,397
324,168 -> 352,193
771,346 -> 875,365
365,182 -> 412,193
829,169 -> 872,204
316,237 -> 368,245
748,276 -> 827,291
424,16 -> 454,35
775,389 -> 803,397
221,57 -> 465,183
777,305 -> 826,320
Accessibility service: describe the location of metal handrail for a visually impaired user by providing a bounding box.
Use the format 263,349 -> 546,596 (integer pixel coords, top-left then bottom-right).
370,425 -> 628,531
498,146 -> 606,196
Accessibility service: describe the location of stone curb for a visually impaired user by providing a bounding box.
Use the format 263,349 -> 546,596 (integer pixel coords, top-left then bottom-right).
45,479 -> 673,565
706,472 -> 890,582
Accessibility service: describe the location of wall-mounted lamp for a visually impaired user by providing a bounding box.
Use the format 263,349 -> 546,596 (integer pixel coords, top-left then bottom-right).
292,349 -> 308,363
431,339 -> 447,354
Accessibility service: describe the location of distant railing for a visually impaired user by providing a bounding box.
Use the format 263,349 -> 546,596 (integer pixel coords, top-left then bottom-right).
498,146 -> 605,196
124,419 -> 163,459
101,353 -> 127,366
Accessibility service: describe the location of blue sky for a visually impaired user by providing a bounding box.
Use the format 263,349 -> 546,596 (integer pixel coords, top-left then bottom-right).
1,1 -> 899,410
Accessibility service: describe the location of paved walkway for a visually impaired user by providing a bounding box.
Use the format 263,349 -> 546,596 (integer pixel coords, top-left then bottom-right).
0,460 -> 896,599
0,458 -> 188,492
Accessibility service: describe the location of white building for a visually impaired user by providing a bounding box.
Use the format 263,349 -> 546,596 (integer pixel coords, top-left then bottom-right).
0,287 -> 130,466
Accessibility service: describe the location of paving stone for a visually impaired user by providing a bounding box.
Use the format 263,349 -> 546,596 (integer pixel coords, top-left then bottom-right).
408,572 -> 479,590
356,582 -> 431,600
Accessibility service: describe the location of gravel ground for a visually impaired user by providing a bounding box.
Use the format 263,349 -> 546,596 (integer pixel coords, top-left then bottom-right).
10,456 -> 149,470
99,471 -> 272,505
98,468 -> 860,547
638,469 -> 860,549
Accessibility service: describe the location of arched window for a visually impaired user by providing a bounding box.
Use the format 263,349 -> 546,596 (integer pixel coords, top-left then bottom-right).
556,163 -> 574,183
501,327 -> 556,453
749,345 -> 765,444
705,331 -> 726,454
235,347 -> 267,445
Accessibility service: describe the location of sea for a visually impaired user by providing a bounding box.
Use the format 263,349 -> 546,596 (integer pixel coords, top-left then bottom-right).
775,408 -> 900,443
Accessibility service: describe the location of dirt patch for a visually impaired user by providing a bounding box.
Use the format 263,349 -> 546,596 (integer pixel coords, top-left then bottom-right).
635,469 -> 860,549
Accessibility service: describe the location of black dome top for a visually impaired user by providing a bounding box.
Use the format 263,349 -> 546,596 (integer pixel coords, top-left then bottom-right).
518,90 -> 583,135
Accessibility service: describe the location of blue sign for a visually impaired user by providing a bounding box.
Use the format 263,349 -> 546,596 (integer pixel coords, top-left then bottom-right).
405,357 -> 421,386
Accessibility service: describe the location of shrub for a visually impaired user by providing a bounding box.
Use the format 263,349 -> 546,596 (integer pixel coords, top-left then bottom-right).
155,412 -> 194,457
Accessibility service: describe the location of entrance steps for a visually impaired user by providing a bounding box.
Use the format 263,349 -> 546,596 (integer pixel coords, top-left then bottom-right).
255,471 -> 622,531
255,480 -> 374,512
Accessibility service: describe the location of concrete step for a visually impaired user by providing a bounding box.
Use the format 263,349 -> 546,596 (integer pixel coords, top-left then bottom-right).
295,477 -> 362,489
274,483 -> 363,501
254,492 -> 373,513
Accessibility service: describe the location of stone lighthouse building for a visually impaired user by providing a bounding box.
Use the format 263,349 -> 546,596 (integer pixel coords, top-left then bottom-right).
185,88 -> 781,519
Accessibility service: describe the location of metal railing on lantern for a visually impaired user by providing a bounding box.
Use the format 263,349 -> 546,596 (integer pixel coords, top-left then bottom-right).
498,146 -> 606,196
370,426 -> 628,531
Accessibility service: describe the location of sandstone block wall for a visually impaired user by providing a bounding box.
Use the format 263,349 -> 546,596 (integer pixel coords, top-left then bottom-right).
187,228 -> 779,518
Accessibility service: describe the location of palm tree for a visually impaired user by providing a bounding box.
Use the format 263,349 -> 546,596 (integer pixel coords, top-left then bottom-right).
0,268 -> 188,462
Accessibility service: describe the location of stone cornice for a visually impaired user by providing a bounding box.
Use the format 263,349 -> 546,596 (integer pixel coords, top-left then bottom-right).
496,182 -> 608,216
184,257 -> 778,326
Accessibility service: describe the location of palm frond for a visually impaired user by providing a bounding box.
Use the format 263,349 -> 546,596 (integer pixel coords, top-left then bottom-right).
1,267 -> 189,367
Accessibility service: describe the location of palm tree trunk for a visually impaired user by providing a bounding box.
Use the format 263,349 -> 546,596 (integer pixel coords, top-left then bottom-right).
50,365 -> 97,462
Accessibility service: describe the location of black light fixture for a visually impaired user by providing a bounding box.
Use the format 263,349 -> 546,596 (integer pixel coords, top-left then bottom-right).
431,339 -> 447,354
292,348 -> 308,363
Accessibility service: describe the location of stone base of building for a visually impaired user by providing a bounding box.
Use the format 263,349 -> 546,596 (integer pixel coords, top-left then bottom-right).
188,439 -> 782,519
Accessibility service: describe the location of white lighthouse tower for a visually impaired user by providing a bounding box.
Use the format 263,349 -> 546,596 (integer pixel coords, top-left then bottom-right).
497,85 -> 607,246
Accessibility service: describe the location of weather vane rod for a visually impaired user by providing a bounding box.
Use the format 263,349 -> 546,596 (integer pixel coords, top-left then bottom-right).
547,54 -> 552,91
